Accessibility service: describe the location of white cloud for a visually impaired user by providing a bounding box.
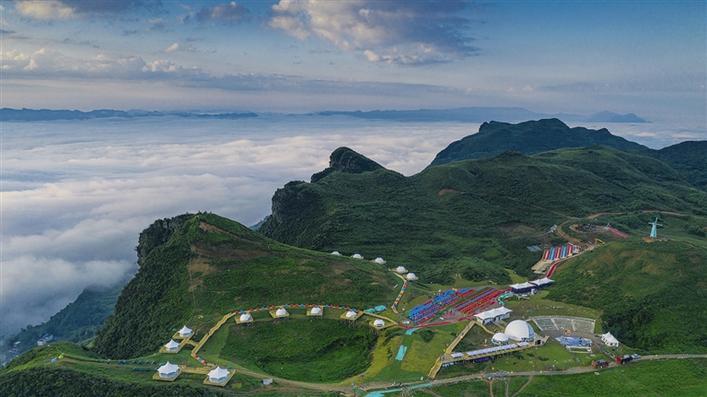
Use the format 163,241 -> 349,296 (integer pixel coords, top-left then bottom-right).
269,0 -> 477,65
15,0 -> 75,20
164,42 -> 179,53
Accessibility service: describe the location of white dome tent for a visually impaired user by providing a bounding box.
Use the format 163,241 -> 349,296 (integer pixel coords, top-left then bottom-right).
157,362 -> 180,379
395,266 -> 408,274
405,272 -> 418,281
491,332 -> 510,345
352,253 -> 363,259
275,307 -> 289,318
164,339 -> 180,352
177,325 -> 193,338
309,306 -> 323,316
330,251 -> 342,256
345,310 -> 358,319
238,313 -> 253,323
373,319 -> 385,328
504,320 -> 535,342
207,366 -> 230,382
373,257 -> 386,265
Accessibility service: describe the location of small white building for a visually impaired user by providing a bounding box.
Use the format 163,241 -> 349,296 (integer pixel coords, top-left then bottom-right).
330,251 -> 342,256
373,257 -> 386,264
509,282 -> 537,294
309,306 -> 323,316
601,332 -> 620,347
529,277 -> 554,289
207,366 -> 230,383
164,339 -> 180,352
405,272 -> 418,281
275,307 -> 289,318
345,310 -> 358,319
373,319 -> 385,328
352,253 -> 364,259
178,325 -> 193,338
157,362 -> 180,379
395,266 -> 408,274
473,307 -> 513,325
491,332 -> 510,345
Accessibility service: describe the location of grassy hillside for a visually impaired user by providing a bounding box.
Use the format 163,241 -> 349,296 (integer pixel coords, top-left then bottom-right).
94,212 -> 396,359
430,118 -> 649,165
548,240 -> 707,353
261,146 -> 706,280
657,141 -> 707,190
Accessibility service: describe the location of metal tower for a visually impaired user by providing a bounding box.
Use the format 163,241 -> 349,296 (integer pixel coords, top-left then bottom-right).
648,217 -> 661,239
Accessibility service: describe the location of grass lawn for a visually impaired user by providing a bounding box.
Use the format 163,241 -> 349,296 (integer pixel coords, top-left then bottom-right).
217,319 -> 376,382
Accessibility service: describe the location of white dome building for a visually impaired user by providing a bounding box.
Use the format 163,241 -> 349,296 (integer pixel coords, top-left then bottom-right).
373,319 -> 385,328
164,339 -> 180,352
275,307 -> 289,318
309,306 -> 323,316
352,253 -> 363,259
178,325 -> 193,338
239,313 -> 253,323
395,266 -> 408,274
207,366 -> 230,383
345,310 -> 358,319
504,320 -> 535,342
373,257 -> 386,264
491,332 -> 510,345
405,272 -> 418,281
157,362 -> 180,379
331,251 -> 342,256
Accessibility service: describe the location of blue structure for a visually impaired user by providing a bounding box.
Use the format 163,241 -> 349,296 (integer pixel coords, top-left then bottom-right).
649,217 -> 661,239
407,288 -> 473,322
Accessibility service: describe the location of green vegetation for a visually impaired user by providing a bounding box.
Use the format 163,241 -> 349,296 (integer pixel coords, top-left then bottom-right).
431,118 -> 648,165
656,140 -> 707,190
4,284 -> 122,358
218,320 -> 375,382
261,145 -> 705,279
95,212 -> 396,359
548,240 -> 707,353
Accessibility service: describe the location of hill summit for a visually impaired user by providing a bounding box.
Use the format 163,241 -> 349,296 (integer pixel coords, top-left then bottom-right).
430,118 -> 648,165
311,146 -> 384,182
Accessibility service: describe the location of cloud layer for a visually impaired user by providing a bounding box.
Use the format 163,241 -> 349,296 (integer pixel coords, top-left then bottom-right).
0,116 -> 477,336
269,0 -> 477,65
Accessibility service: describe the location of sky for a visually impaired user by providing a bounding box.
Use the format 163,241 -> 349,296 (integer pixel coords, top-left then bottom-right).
1,0 -> 705,123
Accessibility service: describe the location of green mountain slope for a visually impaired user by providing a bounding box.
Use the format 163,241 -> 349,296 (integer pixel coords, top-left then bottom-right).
3,284 -> 122,360
656,141 -> 707,189
430,119 -> 648,165
260,146 -> 706,280
94,212 -> 396,359
548,240 -> 707,353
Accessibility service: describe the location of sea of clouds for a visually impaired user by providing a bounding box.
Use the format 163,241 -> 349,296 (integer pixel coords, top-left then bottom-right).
1,115 -> 703,337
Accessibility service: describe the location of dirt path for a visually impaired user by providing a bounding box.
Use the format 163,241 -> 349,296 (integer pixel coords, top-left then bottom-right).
511,376 -> 533,397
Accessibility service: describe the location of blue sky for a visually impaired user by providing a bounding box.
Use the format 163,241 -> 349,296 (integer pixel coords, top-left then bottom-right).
1,0 -> 705,121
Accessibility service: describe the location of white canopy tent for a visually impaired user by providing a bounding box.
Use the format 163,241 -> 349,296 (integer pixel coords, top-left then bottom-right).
239,313 -> 253,322
373,257 -> 386,264
373,319 -> 385,328
351,253 -> 363,259
345,310 -> 358,319
330,251 -> 342,256
157,362 -> 180,378
178,325 -> 193,338
164,339 -> 180,352
275,308 -> 288,317
395,266 -> 408,274
405,272 -> 418,281
207,366 -> 230,382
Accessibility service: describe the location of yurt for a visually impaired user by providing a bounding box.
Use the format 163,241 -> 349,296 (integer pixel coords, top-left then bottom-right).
395,266 -> 408,274
164,339 -> 180,352
207,366 -> 230,383
373,257 -> 386,264
491,332 -> 510,345
310,306 -> 323,316
157,362 -> 180,379
405,272 -> 418,281
373,319 -> 385,328
331,251 -> 342,256
178,325 -> 193,338
504,320 -> 535,342
275,307 -> 288,318
345,310 -> 358,319
352,253 -> 363,259
239,313 -> 253,323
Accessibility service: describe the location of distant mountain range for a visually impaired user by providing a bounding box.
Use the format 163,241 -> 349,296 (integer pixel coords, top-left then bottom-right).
315,107 -> 648,123
1,107 -> 647,123
0,108 -> 258,121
